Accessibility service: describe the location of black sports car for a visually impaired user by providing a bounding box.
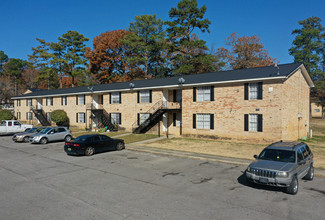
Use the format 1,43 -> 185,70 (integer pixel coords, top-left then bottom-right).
64,134 -> 125,156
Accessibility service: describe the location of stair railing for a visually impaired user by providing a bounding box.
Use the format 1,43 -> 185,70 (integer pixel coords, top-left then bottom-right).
132,100 -> 167,132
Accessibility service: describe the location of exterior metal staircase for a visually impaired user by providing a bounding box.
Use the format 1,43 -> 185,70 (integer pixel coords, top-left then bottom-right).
87,104 -> 116,131
132,101 -> 181,134
31,106 -> 51,126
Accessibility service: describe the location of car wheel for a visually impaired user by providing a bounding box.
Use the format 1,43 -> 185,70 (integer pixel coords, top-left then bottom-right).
304,164 -> 314,181
65,135 -> 72,142
85,147 -> 95,156
116,142 -> 124,151
40,138 -> 48,144
286,176 -> 298,195
23,136 -> 29,143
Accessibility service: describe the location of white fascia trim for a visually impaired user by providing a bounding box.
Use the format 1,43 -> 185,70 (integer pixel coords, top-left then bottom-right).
11,76 -> 287,99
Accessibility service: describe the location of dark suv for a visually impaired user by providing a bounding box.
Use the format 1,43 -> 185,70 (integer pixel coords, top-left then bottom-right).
246,141 -> 314,195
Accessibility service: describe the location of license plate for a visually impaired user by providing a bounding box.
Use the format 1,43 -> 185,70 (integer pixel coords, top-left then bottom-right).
68,148 -> 71,151
259,177 -> 268,184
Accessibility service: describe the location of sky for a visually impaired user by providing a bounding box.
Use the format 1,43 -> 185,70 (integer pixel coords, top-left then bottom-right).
1,0 -> 325,64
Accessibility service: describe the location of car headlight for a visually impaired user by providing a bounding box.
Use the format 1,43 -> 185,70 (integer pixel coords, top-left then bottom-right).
34,136 -> 41,141
277,171 -> 289,178
247,166 -> 252,173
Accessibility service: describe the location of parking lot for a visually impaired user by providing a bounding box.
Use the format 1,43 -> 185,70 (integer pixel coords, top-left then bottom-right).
0,136 -> 324,220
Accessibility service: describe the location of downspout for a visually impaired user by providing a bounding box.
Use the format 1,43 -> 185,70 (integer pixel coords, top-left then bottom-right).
298,71 -> 301,139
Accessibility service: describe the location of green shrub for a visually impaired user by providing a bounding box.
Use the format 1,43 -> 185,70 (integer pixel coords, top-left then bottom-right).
0,110 -> 14,121
51,110 -> 69,126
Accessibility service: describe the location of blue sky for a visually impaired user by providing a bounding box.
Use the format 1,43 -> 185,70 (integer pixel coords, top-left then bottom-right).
1,0 -> 324,64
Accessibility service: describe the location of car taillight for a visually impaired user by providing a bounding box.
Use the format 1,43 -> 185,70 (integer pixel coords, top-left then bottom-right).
74,144 -> 79,147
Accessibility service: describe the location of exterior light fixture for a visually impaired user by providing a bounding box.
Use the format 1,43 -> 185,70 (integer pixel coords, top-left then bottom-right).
129,83 -> 135,89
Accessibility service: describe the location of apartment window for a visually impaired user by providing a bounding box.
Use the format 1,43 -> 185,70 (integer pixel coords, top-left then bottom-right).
47,97 -> 53,106
111,113 -> 121,125
26,112 -> 33,120
244,82 -> 263,100
194,114 -> 214,129
244,114 -> 263,132
76,112 -> 85,123
17,99 -> 21,106
137,90 -> 152,103
173,113 -> 182,127
193,86 -> 214,102
16,112 -> 21,120
27,99 -> 32,106
61,96 -> 67,105
138,113 -> 151,125
77,95 -> 85,105
111,92 -> 121,104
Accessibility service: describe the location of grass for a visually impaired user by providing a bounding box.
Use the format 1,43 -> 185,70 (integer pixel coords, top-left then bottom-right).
141,118 -> 325,169
121,134 -> 158,144
72,131 -> 129,138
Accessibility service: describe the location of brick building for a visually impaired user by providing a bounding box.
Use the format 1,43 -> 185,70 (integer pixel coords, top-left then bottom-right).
12,63 -> 314,142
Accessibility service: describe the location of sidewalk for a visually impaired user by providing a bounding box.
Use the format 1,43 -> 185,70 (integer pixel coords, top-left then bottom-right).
126,136 -> 325,178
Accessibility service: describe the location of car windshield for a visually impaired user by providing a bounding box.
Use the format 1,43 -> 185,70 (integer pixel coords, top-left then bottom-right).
39,128 -> 52,134
258,149 -> 296,163
27,128 -> 38,133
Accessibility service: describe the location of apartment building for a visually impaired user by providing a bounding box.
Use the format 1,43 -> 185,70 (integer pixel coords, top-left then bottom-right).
12,63 -> 314,142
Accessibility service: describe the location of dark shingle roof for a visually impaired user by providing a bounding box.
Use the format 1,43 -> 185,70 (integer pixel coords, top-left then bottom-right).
12,63 -> 308,99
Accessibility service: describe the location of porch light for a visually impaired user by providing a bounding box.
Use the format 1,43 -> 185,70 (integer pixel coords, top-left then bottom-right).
129,83 -> 135,89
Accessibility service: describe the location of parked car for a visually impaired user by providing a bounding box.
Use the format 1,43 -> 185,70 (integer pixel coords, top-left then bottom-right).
246,141 -> 314,195
64,134 -> 125,156
12,127 -> 46,142
0,120 -> 33,135
30,127 -> 72,144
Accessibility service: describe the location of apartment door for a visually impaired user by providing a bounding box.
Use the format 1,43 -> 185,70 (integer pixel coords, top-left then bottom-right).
37,98 -> 42,109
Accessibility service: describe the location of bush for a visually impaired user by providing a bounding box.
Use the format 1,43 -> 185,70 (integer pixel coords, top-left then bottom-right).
51,110 -> 69,126
0,110 -> 14,121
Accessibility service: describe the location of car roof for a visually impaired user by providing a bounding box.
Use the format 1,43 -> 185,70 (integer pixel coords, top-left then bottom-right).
266,141 -> 305,151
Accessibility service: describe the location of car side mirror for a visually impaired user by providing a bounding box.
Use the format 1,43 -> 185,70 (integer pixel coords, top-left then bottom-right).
254,155 -> 258,159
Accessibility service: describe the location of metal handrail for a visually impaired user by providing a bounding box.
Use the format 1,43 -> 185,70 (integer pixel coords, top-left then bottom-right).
131,101 -> 165,129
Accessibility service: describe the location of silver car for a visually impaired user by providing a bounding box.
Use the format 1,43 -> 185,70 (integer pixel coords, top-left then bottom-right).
246,141 -> 314,195
30,127 -> 72,144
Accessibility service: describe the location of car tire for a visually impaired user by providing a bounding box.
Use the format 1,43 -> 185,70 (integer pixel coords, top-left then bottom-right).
85,147 -> 95,156
286,176 -> 298,195
304,164 -> 314,181
23,136 -> 29,143
65,135 -> 72,142
116,142 -> 124,151
40,138 -> 48,144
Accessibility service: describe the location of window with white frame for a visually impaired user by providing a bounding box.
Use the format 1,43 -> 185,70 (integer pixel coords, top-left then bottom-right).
197,87 -> 211,101
27,99 -> 32,106
17,99 -> 21,106
249,83 -> 258,100
77,113 -> 85,123
249,114 -> 258,131
16,112 -> 21,120
47,97 -> 53,106
139,113 -> 150,124
78,95 -> 85,105
111,92 -> 120,104
140,90 -> 150,103
111,113 -> 121,124
62,96 -> 67,105
26,112 -> 33,120
196,114 -> 211,129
